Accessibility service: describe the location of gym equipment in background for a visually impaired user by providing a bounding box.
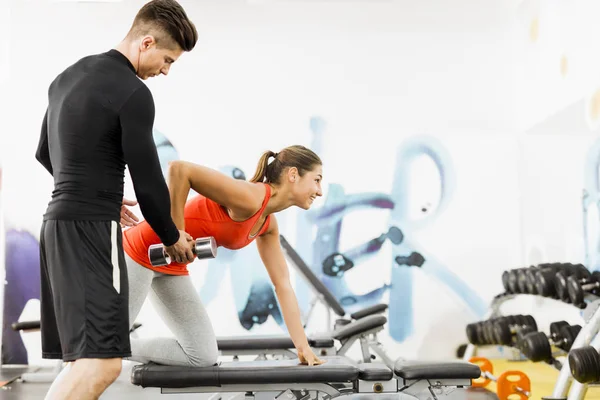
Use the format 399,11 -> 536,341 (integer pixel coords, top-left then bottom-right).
469,356 -> 531,400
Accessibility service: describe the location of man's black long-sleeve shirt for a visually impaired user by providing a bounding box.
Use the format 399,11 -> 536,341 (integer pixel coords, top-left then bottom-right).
35,49 -> 180,246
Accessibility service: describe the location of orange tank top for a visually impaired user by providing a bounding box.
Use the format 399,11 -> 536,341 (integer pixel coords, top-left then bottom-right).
123,183 -> 272,275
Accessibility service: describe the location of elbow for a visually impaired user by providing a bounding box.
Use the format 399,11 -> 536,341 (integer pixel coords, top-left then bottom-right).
167,160 -> 187,184
273,279 -> 293,295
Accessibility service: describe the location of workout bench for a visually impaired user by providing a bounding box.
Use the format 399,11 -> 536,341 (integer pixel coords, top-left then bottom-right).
131,355 -> 481,399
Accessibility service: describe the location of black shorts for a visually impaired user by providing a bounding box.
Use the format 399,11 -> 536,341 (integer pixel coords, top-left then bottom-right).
39,219 -> 131,361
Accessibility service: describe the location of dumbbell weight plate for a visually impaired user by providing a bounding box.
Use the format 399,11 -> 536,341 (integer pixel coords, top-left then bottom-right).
505,315 -> 522,326
475,323 -> 488,345
515,325 -> 536,343
525,268 -> 539,294
519,331 -> 552,362
567,275 -> 587,306
558,325 -> 581,352
487,316 -> 515,344
521,315 -> 538,331
549,321 -> 569,339
507,269 -> 524,293
512,315 -> 537,332
535,269 -> 558,298
555,271 -> 572,302
592,271 -> 600,294
492,321 -> 515,346
502,270 -> 511,293
524,263 -> 561,295
149,244 -> 170,267
516,268 -> 531,293
568,346 -> 600,384
466,323 -> 480,345
194,237 -> 218,259
482,320 -> 497,345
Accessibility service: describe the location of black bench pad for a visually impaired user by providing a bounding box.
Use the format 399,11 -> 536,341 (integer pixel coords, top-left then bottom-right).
217,335 -> 334,351
351,303 -> 388,320
131,356 -> 359,388
332,315 -> 387,341
394,359 -> 481,380
309,334 -> 336,348
357,363 -> 393,381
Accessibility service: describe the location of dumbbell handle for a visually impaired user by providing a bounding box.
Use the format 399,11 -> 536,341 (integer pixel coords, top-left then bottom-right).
149,237 -> 217,267
481,372 -> 531,397
582,281 -> 600,291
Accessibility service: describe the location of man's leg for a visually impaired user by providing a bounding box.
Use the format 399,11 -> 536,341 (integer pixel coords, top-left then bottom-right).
42,220 -> 130,400
45,359 -> 122,400
38,219 -> 71,399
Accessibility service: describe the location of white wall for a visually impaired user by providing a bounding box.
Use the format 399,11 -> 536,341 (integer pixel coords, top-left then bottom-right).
512,0 -> 600,131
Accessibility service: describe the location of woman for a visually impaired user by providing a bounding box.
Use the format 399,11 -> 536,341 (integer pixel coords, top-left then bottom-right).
122,145 -> 325,367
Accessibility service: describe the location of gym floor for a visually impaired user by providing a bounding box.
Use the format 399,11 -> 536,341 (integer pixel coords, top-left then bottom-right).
0,359 -> 597,399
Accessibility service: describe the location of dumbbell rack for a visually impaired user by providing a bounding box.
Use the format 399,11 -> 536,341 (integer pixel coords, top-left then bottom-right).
463,291 -> 600,400
552,298 -> 600,400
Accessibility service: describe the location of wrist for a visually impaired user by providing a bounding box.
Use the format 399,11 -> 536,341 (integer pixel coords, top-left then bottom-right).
297,342 -> 312,352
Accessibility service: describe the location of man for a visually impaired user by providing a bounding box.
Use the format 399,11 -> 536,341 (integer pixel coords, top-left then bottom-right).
34,1 -> 198,398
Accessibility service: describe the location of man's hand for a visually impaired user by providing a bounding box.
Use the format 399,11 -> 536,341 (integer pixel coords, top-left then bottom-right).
297,346 -> 325,366
120,198 -> 140,228
164,230 -> 195,264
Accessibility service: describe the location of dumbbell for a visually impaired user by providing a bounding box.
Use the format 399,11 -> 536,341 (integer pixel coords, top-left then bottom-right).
493,315 -> 538,346
503,268 -> 529,294
148,236 -> 217,267
518,321 -> 581,363
516,266 -> 540,294
568,346 -> 600,384
534,263 -> 585,299
554,265 -> 591,303
466,317 -> 507,346
467,318 -> 498,346
466,315 -> 534,346
522,263 -> 564,295
484,316 -> 534,346
503,264 -> 562,294
567,270 -> 600,307
469,357 -> 531,400
502,266 -> 535,294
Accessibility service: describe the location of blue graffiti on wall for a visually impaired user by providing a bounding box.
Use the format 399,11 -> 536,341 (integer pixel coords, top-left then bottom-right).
2,229 -> 40,364
295,121 -> 486,341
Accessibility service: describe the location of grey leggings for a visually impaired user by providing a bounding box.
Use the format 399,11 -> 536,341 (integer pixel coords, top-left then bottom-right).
126,254 -> 219,367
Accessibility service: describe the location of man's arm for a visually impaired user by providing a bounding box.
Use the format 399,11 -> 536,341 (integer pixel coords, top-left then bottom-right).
35,109 -> 53,175
120,86 -> 180,247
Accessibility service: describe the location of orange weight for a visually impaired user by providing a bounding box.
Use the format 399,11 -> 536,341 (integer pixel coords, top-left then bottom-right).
497,370 -> 530,400
468,357 -> 493,388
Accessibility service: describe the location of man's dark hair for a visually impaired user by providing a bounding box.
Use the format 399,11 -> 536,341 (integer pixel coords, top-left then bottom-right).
128,0 -> 198,52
